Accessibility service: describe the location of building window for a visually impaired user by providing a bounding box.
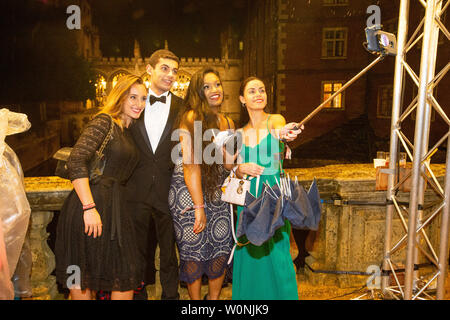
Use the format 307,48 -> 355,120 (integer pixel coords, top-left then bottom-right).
323,0 -> 349,6
95,74 -> 107,106
322,81 -> 345,109
171,71 -> 191,99
111,72 -> 129,88
322,28 -> 348,59
377,85 -> 393,118
141,73 -> 151,89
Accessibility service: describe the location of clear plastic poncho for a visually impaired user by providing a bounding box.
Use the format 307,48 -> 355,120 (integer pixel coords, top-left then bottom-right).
0,108 -> 32,300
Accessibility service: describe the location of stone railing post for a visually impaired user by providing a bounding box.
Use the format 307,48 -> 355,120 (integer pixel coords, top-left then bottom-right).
25,176 -> 72,300
29,211 -> 57,299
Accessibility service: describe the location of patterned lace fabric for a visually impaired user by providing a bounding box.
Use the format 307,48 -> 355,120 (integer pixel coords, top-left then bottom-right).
169,160 -> 234,284
179,255 -> 229,284
67,113 -> 111,181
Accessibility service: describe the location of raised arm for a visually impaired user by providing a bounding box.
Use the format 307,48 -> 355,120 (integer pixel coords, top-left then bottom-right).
269,114 -> 303,142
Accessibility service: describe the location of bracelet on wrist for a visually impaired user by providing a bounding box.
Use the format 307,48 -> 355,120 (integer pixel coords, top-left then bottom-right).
180,203 -> 204,214
82,202 -> 96,211
83,207 -> 95,213
83,206 -> 96,212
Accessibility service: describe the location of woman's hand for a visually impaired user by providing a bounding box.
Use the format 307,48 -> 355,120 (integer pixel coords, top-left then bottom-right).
222,144 -> 240,167
193,208 -> 207,234
237,163 -> 264,178
280,123 -> 304,142
83,208 -> 102,238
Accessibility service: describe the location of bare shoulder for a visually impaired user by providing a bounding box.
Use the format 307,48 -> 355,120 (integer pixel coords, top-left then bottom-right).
268,113 -> 286,129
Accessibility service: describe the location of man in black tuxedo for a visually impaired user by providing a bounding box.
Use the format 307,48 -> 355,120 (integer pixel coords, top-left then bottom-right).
127,49 -> 183,300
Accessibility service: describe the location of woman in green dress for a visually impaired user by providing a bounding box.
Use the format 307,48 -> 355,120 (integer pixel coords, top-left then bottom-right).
226,76 -> 303,300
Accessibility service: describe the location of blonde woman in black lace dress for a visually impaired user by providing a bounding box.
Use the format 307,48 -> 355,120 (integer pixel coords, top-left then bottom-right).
55,75 -> 147,300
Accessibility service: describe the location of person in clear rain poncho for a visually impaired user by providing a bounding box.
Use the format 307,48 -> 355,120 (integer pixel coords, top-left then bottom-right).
0,108 -> 32,300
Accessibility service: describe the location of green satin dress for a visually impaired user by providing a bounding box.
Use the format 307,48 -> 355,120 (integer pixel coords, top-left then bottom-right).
232,117 -> 298,300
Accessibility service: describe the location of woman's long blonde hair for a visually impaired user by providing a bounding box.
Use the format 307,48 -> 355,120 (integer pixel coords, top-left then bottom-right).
96,74 -> 146,129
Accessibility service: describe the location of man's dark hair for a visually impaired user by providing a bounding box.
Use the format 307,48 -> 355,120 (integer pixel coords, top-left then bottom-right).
148,49 -> 180,68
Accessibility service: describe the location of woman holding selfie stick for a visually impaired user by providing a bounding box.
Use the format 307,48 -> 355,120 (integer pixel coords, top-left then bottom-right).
226,76 -> 303,300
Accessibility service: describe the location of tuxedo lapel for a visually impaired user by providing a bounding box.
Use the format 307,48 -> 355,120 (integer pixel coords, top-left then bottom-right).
155,93 -> 181,155
133,115 -> 154,156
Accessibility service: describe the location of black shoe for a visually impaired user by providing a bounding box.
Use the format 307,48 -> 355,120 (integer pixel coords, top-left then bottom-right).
293,253 -> 310,270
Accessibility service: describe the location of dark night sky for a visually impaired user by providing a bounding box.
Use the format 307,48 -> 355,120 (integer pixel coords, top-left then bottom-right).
90,0 -> 247,58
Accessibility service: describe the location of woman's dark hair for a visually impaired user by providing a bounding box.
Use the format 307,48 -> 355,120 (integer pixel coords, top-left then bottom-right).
239,76 -> 267,126
239,76 -> 263,97
175,67 -> 224,199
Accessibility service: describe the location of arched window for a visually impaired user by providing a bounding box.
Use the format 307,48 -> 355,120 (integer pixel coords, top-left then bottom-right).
142,73 -> 151,89
111,71 -> 129,88
171,71 -> 191,98
94,74 -> 107,106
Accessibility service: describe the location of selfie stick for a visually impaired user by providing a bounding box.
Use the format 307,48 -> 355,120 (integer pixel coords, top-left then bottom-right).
294,54 -> 385,129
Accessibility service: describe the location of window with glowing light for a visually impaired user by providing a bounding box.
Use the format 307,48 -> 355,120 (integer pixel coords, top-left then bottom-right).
142,73 -> 151,89
95,74 -> 107,106
170,71 -> 191,99
322,28 -> 348,59
111,71 -> 129,88
322,81 -> 344,109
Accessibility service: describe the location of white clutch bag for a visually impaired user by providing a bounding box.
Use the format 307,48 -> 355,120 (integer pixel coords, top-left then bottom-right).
221,171 -> 250,206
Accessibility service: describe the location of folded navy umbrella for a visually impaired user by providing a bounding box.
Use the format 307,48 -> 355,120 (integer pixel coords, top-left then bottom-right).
279,182 -> 310,229
281,178 -> 322,230
305,179 -> 322,230
235,178 -> 322,246
236,185 -> 285,246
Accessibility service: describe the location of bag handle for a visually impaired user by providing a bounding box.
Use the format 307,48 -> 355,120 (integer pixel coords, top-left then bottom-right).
230,165 -> 259,197
96,114 -> 114,157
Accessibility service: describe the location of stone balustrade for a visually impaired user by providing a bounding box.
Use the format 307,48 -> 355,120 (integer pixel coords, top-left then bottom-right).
288,164 -> 447,288
22,164 -> 447,298
25,177 -> 72,300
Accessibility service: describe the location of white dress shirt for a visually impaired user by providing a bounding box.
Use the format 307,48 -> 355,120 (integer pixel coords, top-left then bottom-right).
144,88 -> 172,152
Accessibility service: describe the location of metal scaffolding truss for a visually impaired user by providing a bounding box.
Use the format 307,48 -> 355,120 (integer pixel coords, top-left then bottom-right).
381,0 -> 450,300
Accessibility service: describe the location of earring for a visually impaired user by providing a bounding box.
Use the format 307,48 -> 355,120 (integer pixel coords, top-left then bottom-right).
241,103 -> 246,108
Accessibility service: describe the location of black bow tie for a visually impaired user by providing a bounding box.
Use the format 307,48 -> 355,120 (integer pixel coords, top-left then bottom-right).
149,95 -> 167,105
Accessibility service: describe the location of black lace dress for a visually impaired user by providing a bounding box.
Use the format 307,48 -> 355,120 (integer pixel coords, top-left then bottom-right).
55,113 -> 140,292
